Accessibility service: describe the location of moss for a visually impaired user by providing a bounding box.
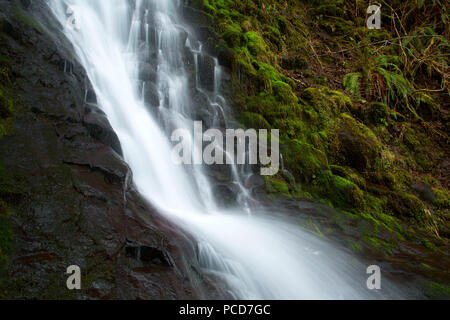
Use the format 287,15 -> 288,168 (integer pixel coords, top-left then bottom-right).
422,282 -> 450,300
240,112 -> 271,130
319,17 -> 354,35
433,188 -> 450,210
312,170 -> 365,209
330,113 -> 383,173
387,191 -> 426,220
362,235 -> 396,256
0,56 -> 10,65
282,139 -> 328,183
363,102 -> 389,124
264,175 -> 291,198
194,0 -> 449,247
222,24 -> 243,48
346,240 -> 363,253
272,81 -> 298,104
421,238 -> 438,252
243,31 -> 266,56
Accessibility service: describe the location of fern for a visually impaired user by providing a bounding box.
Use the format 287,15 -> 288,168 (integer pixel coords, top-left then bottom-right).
343,72 -> 362,97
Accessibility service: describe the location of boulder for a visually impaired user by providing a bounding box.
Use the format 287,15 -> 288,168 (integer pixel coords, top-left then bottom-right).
412,183 -> 436,203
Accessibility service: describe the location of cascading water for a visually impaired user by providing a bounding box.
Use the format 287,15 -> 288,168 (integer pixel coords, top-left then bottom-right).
48,0 -> 403,299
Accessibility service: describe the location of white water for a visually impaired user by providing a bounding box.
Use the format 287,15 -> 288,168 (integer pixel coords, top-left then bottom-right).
49,0 -> 399,299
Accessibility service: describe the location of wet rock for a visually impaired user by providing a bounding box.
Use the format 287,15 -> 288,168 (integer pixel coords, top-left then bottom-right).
85,89 -> 97,105
138,62 -> 157,83
0,0 -> 228,300
143,82 -> 160,107
83,112 -> 123,156
217,46 -> 236,70
244,174 -> 265,189
20,0 -> 32,10
177,26 -> 189,48
182,6 -> 213,27
198,54 -> 215,91
213,184 -> 238,207
0,19 -> 22,41
125,239 -> 171,266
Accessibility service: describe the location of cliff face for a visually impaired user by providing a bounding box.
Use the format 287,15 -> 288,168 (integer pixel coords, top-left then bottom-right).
0,0 -> 220,299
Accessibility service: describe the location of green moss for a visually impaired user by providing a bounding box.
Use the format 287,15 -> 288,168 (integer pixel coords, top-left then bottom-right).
282,139 -> 328,183
223,23 -> 243,48
193,0 -> 449,246
433,188 -> 450,210
0,56 -> 10,65
240,112 -> 271,130
347,240 -> 363,252
421,239 -> 438,252
264,175 -> 291,198
422,282 -> 450,300
312,170 -> 365,209
272,81 -> 298,104
387,191 -> 426,220
243,31 -> 266,56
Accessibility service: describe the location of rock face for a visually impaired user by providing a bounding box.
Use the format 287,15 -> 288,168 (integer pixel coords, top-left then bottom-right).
0,0 -> 218,299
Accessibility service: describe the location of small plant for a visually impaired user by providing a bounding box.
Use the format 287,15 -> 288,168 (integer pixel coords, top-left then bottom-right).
343,49 -> 415,115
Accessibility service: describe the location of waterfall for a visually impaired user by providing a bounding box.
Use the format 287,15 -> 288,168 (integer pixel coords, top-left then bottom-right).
48,0 -> 402,299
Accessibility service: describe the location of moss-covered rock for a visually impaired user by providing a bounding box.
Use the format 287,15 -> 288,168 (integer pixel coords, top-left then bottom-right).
240,111 -> 271,130
313,170 -> 365,209
387,191 -> 426,220
282,139 -> 328,183
331,113 -> 382,173
264,174 -> 291,198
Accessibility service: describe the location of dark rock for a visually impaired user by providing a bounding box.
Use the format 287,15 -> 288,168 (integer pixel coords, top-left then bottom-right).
85,89 -> 97,105
217,46 -> 236,69
195,26 -> 219,45
83,112 -> 123,156
182,6 -> 213,27
143,82 -> 160,107
213,184 -> 238,207
198,54 -> 215,91
0,1 -> 213,300
20,0 -> 32,10
177,26 -> 189,48
244,174 -> 265,189
281,55 -> 308,70
138,62 -> 157,83
125,239 -> 171,266
412,183 -> 436,203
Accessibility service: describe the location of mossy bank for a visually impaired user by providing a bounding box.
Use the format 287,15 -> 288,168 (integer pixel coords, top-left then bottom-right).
188,0 -> 449,293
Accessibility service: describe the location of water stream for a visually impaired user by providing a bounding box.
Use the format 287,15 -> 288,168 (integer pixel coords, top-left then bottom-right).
48,0 -> 401,299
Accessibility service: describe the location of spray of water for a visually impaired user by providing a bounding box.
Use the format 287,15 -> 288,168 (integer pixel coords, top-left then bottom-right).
48,0 -> 401,299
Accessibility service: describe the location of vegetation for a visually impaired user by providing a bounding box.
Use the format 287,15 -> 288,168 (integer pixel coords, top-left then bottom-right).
189,0 -> 449,264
